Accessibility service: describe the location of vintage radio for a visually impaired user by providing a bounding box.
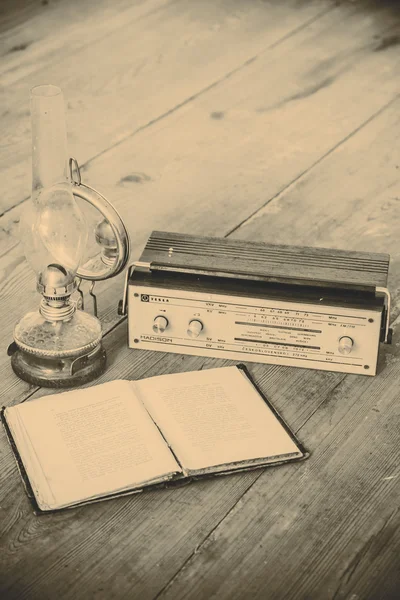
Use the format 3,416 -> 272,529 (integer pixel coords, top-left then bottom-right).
119,231 -> 392,376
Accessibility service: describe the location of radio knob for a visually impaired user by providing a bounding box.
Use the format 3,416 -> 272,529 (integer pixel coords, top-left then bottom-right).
153,315 -> 169,334
338,336 -> 354,355
187,319 -> 203,338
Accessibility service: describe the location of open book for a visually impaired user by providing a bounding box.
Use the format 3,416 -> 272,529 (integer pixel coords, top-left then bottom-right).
2,365 -> 307,512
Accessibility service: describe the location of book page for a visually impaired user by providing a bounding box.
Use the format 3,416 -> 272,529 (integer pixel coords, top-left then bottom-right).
134,366 -> 302,473
5,380 -> 181,510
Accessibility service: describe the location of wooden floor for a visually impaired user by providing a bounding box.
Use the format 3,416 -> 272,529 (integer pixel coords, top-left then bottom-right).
1,0 -> 400,598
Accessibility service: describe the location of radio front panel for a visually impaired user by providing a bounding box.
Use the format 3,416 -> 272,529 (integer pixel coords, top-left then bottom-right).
128,285 -> 383,375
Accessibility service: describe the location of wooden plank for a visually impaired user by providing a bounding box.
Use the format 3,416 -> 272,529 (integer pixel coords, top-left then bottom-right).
0,0 -> 330,214
0,0 -> 169,78
0,0 -> 399,407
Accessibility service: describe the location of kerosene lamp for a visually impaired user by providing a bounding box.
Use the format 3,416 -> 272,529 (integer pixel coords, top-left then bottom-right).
9,85 -> 130,387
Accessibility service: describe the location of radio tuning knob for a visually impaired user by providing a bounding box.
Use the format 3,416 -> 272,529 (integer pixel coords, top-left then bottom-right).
153,315 -> 169,334
187,319 -> 203,338
338,336 -> 354,355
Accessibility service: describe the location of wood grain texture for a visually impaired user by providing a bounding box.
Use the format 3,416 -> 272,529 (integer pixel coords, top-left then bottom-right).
56,0 -> 400,255
1,0 -> 400,599
0,0 -> 330,214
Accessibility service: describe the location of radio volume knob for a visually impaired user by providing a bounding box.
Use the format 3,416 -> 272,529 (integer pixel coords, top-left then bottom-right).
153,315 -> 169,334
338,336 -> 354,355
187,319 -> 203,338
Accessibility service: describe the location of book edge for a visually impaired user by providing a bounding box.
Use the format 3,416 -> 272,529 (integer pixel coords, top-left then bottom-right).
235,363 -> 309,459
1,407 -> 43,513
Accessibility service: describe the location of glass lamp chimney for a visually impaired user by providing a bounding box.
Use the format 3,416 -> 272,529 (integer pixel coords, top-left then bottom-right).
20,85 -> 87,292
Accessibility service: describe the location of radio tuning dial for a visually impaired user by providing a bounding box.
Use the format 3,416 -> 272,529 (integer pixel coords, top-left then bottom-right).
153,315 -> 169,334
187,319 -> 203,338
338,336 -> 354,355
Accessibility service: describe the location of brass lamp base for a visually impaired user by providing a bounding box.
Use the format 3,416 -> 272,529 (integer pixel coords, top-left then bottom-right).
11,286 -> 106,388
10,343 -> 106,388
